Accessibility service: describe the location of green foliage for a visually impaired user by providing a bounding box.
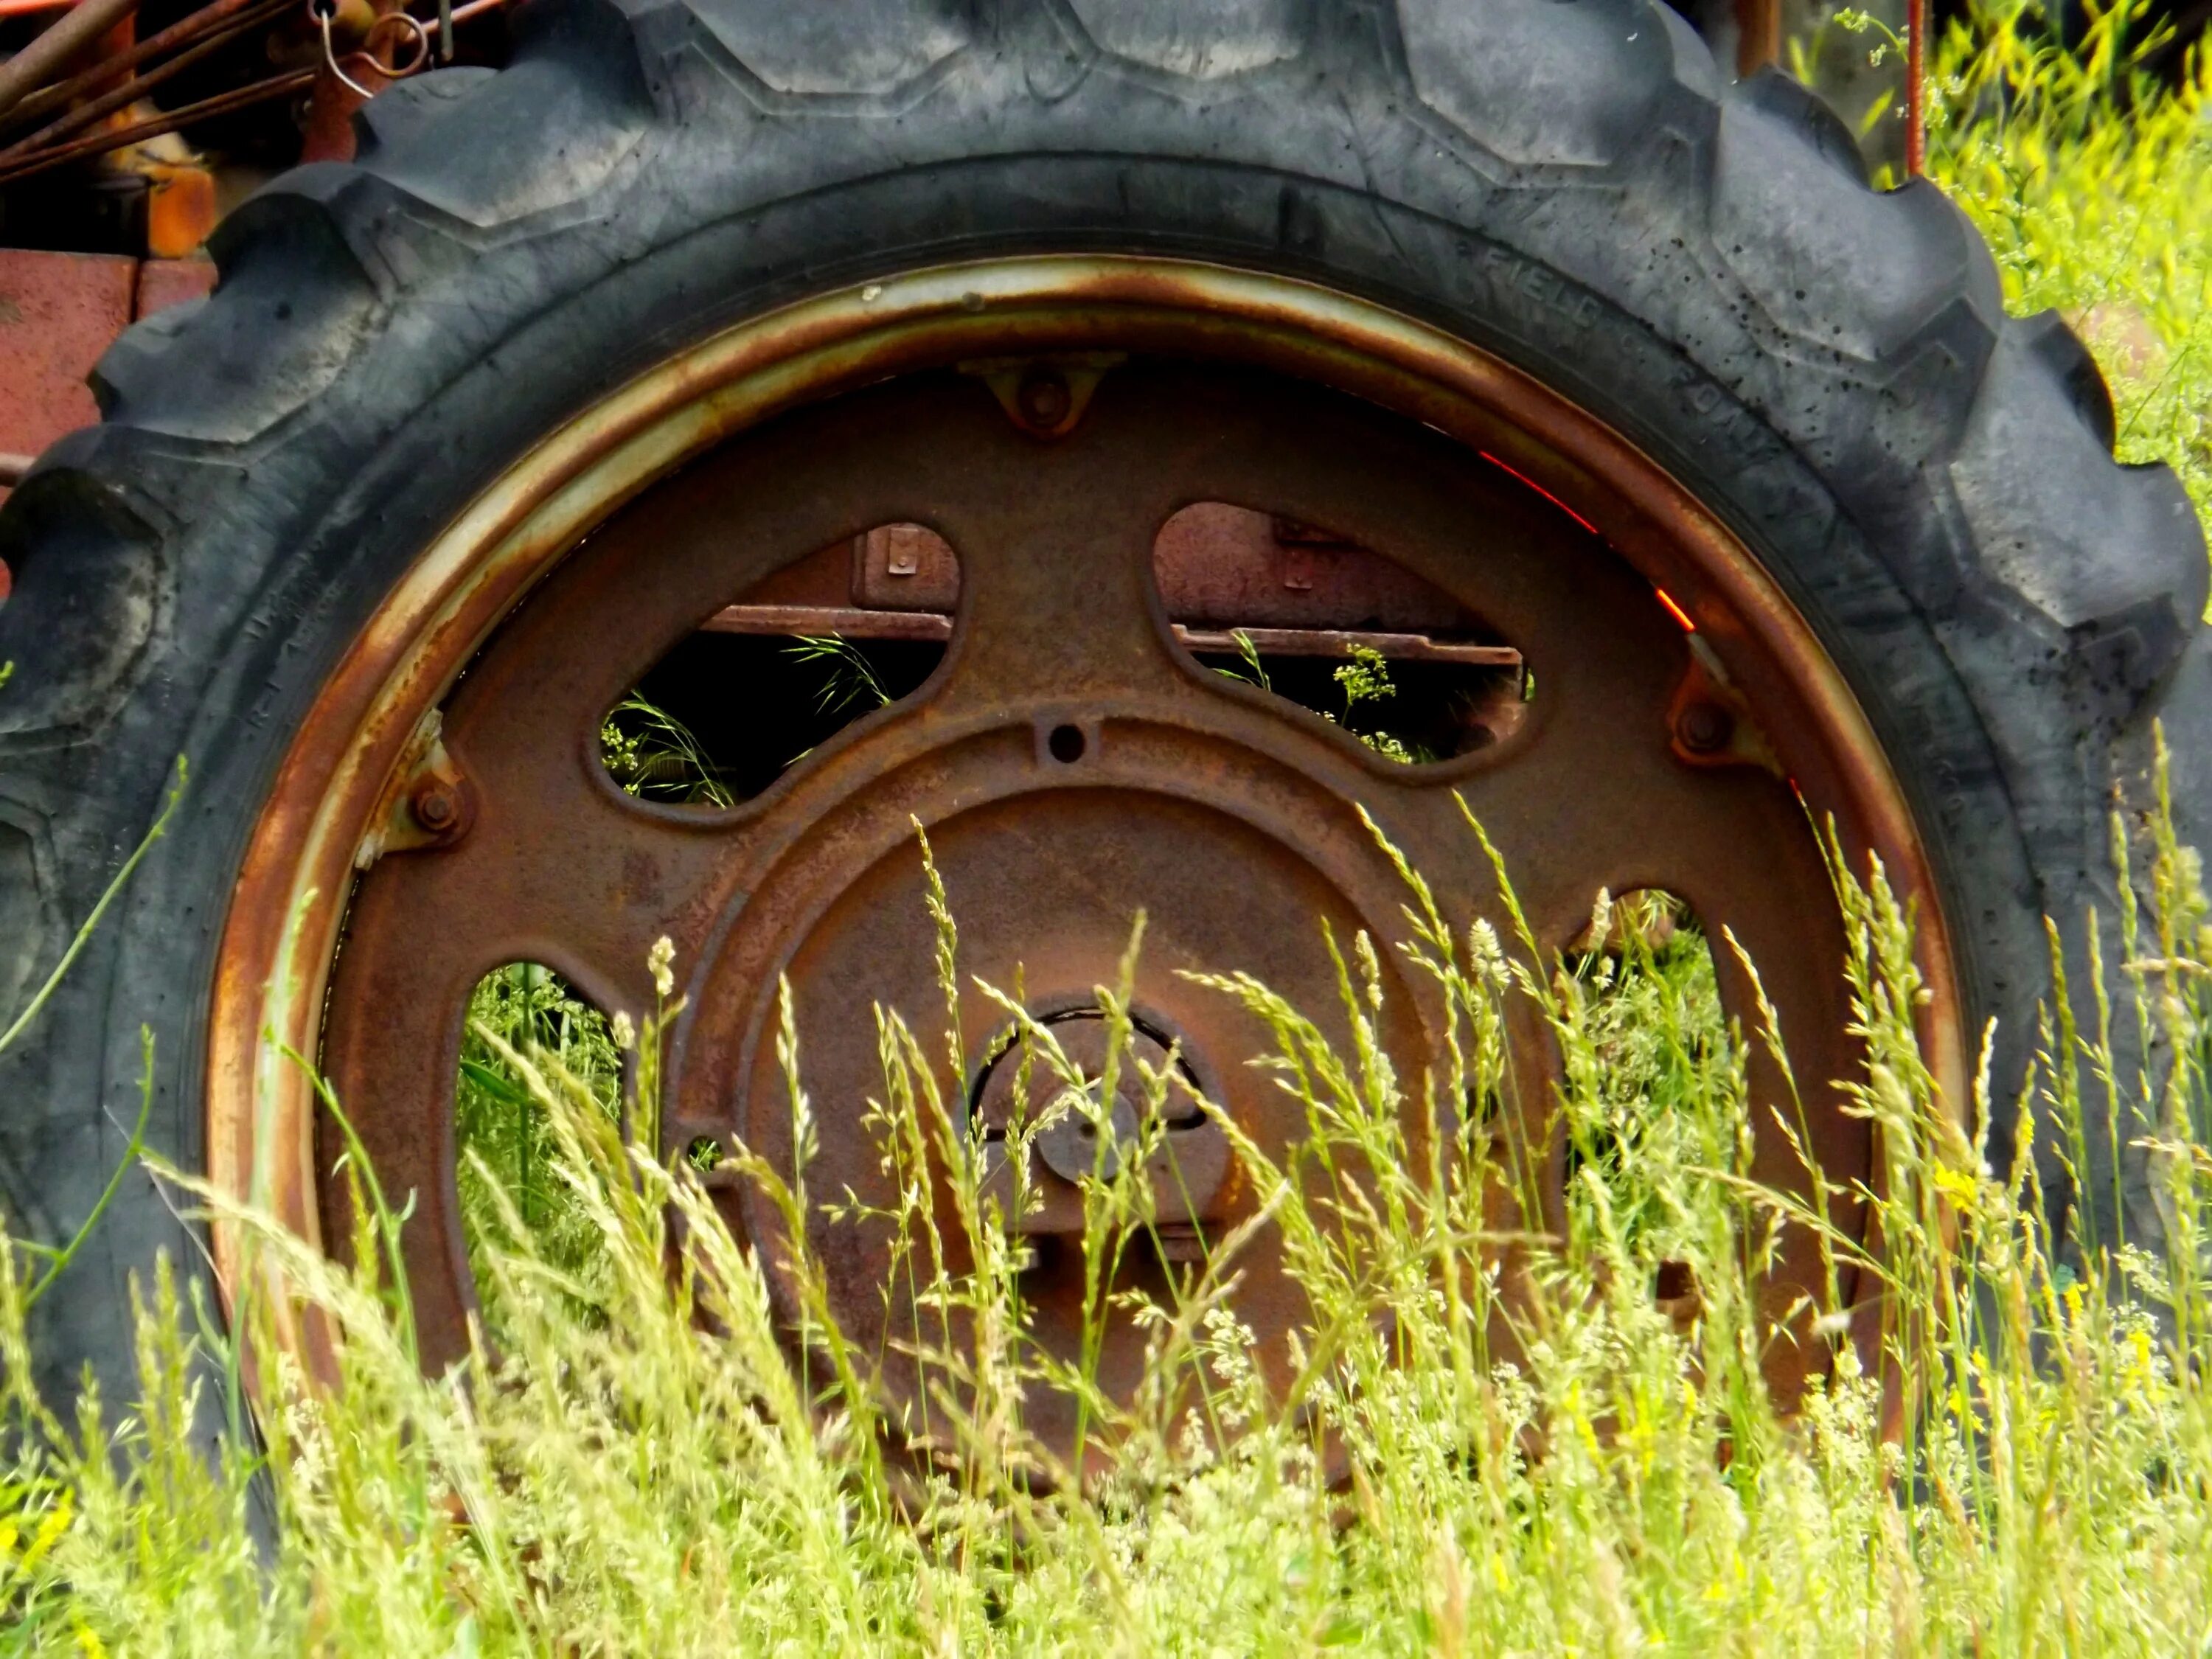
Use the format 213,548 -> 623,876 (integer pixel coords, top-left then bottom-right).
1332,641 -> 1396,717
1331,642 -> 1421,762
4,19 -> 2212,1648
1212,627 -> 1274,694
1559,892 -> 1733,1259
1925,0 -> 2212,559
1219,633 -> 1437,762
599,693 -> 734,807
0,756 -> 184,1655
785,633 -> 894,715
453,964 -> 626,1327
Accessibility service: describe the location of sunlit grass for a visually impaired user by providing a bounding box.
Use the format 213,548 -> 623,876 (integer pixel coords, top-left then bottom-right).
3,729 -> 2210,1650
1926,0 -> 2212,552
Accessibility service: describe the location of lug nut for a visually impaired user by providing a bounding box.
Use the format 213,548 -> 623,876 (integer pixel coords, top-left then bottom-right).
411,781 -> 459,832
1015,367 -> 1072,431
1676,700 -> 1734,755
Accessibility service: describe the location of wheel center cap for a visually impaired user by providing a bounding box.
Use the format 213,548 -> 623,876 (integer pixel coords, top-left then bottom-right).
973,1011 -> 1219,1191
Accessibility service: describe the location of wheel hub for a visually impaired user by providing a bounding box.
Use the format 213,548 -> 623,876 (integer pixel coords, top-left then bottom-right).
675,723 -> 1434,1453
973,1009 -> 1217,1191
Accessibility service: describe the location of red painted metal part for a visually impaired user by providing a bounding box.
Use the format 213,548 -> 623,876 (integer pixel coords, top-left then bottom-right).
0,246 -> 133,505
133,250 -> 216,316
0,249 -> 214,522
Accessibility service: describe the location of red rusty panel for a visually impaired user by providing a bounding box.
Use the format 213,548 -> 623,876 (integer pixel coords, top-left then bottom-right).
1155,501 -> 1478,632
0,248 -> 136,461
829,512 -> 1489,635
136,255 -> 218,319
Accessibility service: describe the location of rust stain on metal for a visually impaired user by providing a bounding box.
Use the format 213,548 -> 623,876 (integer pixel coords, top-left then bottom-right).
973,1012 -> 1231,1248
207,255 -> 1968,1436
852,523 -> 959,609
351,709 -> 471,867
959,350 -> 1124,438
1667,636 -> 1784,776
703,598 -> 1518,668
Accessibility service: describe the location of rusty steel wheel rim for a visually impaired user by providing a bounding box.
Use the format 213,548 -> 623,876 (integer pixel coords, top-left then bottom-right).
208,256 -> 1965,1431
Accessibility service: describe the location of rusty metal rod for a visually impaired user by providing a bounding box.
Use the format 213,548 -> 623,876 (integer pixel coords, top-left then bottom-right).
0,65 -> 312,185
422,0 -> 509,37
0,0 -> 509,183
1178,625 -> 1522,667
0,0 -> 504,157
0,0 -> 138,123
703,602 -> 1524,667
0,0 -> 291,161
703,604 -> 951,642
3,0 -> 267,132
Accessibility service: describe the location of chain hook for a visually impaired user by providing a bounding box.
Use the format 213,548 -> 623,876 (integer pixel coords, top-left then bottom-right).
307,0 -> 430,100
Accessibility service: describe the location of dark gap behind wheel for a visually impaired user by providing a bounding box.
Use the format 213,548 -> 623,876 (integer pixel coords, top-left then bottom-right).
627,633 -> 945,800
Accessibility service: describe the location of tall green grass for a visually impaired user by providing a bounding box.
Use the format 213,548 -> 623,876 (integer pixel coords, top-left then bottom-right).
1927,0 -> 2212,552
4,742 -> 2210,1652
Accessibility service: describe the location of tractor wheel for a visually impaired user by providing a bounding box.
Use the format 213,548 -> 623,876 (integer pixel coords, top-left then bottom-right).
1,0 -> 2203,1421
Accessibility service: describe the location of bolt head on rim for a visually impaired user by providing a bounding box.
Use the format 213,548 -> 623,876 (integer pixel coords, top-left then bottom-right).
1676,700 -> 1734,755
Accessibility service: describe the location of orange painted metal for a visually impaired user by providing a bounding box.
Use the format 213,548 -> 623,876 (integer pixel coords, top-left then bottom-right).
1734,0 -> 1782,73
142,167 -> 218,257
205,256 -> 1967,1421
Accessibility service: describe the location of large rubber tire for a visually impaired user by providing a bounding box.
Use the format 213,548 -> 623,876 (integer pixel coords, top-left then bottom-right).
2,0 -> 2205,1407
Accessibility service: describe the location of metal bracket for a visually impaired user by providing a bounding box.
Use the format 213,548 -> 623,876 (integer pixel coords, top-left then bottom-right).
1666,633 -> 1784,776
353,708 -> 473,869
958,352 -> 1125,439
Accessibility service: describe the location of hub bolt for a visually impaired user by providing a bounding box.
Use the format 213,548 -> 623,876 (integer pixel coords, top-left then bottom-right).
411,781 -> 460,833
1677,700 -> 1734,755
1015,367 -> 1072,431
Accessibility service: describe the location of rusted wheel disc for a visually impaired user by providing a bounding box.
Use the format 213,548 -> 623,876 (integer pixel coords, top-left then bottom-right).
210,262 -> 1964,1451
